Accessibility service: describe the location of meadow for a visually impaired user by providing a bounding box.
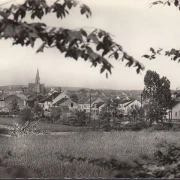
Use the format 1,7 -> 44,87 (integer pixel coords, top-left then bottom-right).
1,131 -> 180,178
0,117 -> 89,132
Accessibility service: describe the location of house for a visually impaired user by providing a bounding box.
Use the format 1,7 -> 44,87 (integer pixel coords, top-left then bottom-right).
53,98 -> 78,110
26,94 -> 44,108
78,97 -> 89,111
78,96 -> 105,113
91,102 -> 106,115
52,92 -> 70,106
4,94 -> 27,110
39,91 -> 60,110
118,100 -> 141,115
168,100 -> 180,119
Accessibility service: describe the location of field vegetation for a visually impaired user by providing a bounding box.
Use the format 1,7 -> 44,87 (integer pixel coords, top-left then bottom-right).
1,131 -> 180,178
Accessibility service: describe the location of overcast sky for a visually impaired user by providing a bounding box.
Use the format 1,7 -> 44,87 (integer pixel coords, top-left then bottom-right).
0,0 -> 180,90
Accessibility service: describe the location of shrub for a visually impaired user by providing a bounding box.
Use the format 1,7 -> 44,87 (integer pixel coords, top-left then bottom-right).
71,110 -> 88,126
0,128 -> 9,135
20,107 -> 33,123
32,104 -> 43,120
51,107 -> 62,122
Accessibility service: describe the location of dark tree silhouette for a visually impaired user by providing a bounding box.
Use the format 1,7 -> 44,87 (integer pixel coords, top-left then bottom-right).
142,70 -> 171,125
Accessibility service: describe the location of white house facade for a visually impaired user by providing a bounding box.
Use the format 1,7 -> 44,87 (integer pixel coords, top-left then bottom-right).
118,100 -> 141,115
170,101 -> 180,119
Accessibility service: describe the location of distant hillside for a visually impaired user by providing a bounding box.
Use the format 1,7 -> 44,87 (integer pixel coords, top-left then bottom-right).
0,85 -> 27,91
0,85 -> 175,94
46,86 -> 91,91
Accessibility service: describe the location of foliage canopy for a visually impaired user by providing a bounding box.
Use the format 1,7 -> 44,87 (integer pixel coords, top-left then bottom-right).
0,0 -> 144,77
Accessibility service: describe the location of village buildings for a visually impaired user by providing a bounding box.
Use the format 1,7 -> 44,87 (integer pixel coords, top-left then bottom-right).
0,68 -> 143,119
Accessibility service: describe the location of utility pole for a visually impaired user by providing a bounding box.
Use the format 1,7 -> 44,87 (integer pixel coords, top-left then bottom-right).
89,90 -> 92,123
171,99 -> 172,121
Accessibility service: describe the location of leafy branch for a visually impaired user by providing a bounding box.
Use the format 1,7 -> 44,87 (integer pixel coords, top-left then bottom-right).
150,0 -> 180,8
142,47 -> 180,63
0,0 -> 92,21
142,1 -> 180,63
0,0 -> 145,77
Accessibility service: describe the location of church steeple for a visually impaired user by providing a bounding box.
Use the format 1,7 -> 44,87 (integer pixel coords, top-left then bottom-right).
35,68 -> 40,84
35,68 -> 40,94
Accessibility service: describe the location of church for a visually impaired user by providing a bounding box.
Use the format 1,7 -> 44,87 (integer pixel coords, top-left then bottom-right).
28,69 -> 45,95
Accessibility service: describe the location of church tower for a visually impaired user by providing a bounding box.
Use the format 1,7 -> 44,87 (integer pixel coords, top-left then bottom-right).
35,68 -> 41,94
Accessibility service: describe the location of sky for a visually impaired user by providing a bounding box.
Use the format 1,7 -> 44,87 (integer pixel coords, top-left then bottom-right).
0,0 -> 180,90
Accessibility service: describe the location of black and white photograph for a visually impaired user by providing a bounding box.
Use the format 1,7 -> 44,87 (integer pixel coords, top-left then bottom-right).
0,0 -> 180,178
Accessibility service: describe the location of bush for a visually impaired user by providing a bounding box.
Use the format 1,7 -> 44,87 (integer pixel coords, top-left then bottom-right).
131,125 -> 142,131
51,107 -> 61,122
0,128 -> 9,134
71,110 -> 88,126
171,124 -> 180,131
20,107 -> 33,124
32,103 -> 43,120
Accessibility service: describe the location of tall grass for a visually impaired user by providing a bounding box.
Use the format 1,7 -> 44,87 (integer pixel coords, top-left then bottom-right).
1,131 -> 180,178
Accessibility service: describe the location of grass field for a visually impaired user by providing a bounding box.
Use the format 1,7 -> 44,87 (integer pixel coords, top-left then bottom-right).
0,117 -> 18,126
0,117 -> 89,132
1,131 -> 180,178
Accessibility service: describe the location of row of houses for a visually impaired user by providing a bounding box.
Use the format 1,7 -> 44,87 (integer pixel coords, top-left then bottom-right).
0,89 -> 141,117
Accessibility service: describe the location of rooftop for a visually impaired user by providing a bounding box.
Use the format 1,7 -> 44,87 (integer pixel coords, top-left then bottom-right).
54,98 -> 69,106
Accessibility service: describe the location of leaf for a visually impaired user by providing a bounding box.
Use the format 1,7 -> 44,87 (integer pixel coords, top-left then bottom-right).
151,55 -> 156,59
170,48 -> 177,55
20,8 -> 26,19
168,1 -> 171,6
98,31 -> 103,38
80,29 -> 87,37
45,7 -> 51,14
36,43 -> 46,53
49,27 -> 56,34
165,51 -> 170,56
103,35 -> 112,48
109,53 -> 114,58
174,0 -> 179,7
102,49 -> 109,57
47,36 -> 54,46
173,56 -> 178,61
88,33 -> 99,44
114,52 -> 119,60
29,38 -> 35,47
36,8 -> 43,19
3,25 -> 14,38
80,8 -> 85,14
96,43 -> 103,51
81,4 -> 92,16
106,72 -> 108,78
0,11 -> 10,19
31,13 -> 35,19
150,47 -> 155,54
100,67 -> 105,74
86,46 -> 93,53
142,55 -> 150,59
136,67 -> 140,74
67,1 -> 72,9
